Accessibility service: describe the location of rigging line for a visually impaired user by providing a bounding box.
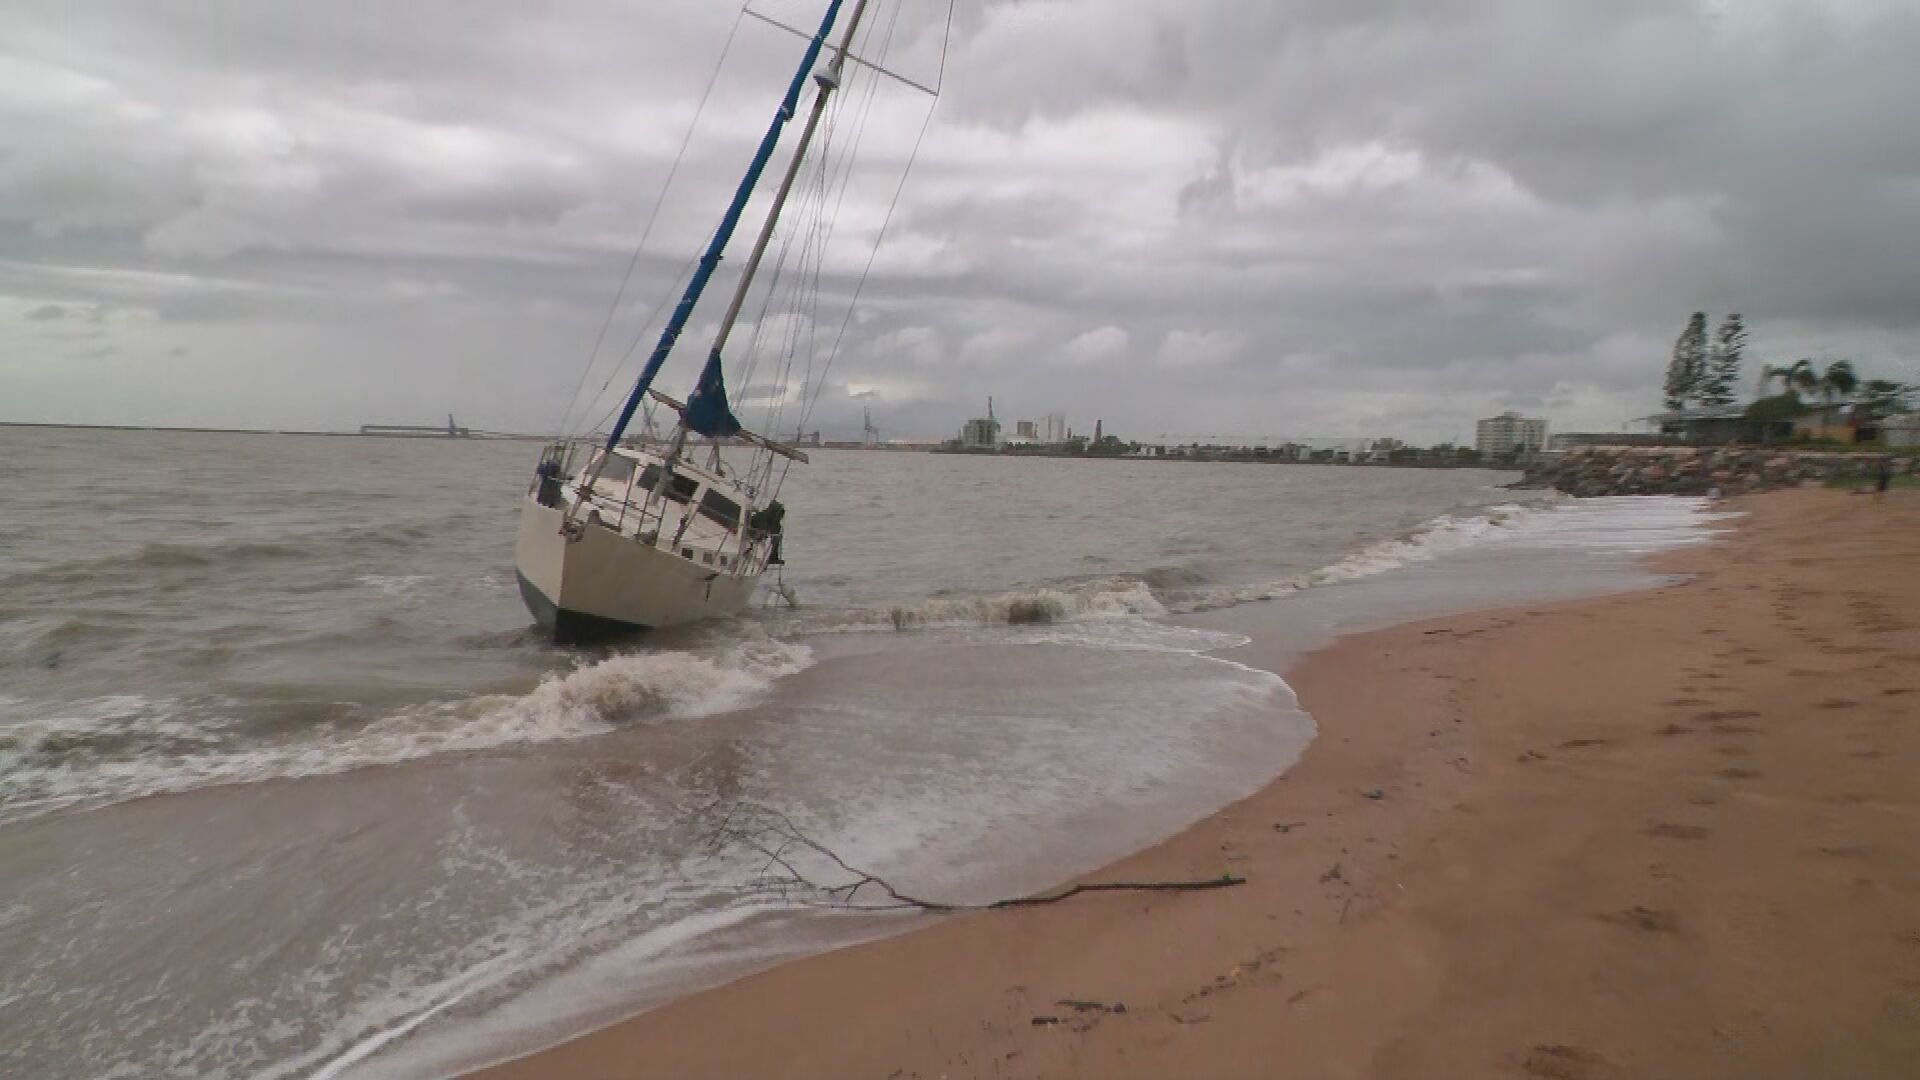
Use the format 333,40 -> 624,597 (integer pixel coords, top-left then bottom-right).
791,4 -> 916,437
763,108 -> 837,444
750,0 -> 899,447
756,196 -> 822,466
733,165 -> 810,398
577,249 -> 704,437
798,3 -> 899,366
556,3 -> 750,437
745,0 -> 877,415
786,168 -> 834,436
591,213 -> 724,424
930,0 -> 952,95
790,0 -> 947,444
771,106 -> 837,417
741,6 -> 937,97
733,192 -> 812,433
743,52 -> 846,438
716,0 -> 876,435
761,2 -> 890,448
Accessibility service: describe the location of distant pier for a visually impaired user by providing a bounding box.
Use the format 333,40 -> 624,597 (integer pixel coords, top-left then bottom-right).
360,415 -> 471,438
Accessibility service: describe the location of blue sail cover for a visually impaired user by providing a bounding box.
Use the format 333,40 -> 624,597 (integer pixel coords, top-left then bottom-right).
684,349 -> 743,437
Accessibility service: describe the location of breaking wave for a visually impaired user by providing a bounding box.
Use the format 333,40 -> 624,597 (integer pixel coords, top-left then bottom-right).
1,497 -> 1718,824
1187,496 -> 1724,610
0,637 -> 812,824
773,495 -> 1725,634
882,579 -> 1169,630
783,502 -> 1567,633
1189,504 -> 1544,609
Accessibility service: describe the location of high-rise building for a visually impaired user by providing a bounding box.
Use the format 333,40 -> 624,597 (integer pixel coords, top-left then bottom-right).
1016,420 -> 1037,439
959,397 -> 1000,449
1475,412 -> 1548,457
1043,412 -> 1067,444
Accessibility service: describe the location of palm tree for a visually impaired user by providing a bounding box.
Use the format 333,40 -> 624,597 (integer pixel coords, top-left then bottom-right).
1818,359 -> 1858,403
1759,358 -> 1817,398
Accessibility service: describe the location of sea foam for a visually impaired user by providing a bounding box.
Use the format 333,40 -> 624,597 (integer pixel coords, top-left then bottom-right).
0,636 -> 813,823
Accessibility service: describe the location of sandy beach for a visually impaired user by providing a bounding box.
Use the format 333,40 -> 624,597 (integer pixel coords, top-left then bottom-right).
468,488 -> 1920,1079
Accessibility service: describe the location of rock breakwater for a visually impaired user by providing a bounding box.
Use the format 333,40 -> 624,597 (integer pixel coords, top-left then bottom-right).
1521,445 -> 1906,496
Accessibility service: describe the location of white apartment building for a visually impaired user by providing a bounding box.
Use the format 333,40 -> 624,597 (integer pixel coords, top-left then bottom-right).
1475,412 -> 1548,457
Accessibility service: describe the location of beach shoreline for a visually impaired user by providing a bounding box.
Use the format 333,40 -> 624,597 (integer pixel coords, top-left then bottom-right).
464,488 -> 1918,1079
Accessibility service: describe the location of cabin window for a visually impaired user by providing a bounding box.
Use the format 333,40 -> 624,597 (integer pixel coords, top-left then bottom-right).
698,489 -> 742,530
597,454 -> 637,485
638,465 -> 699,503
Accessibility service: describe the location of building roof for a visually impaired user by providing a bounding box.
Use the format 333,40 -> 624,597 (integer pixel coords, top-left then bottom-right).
1639,404 -> 1751,423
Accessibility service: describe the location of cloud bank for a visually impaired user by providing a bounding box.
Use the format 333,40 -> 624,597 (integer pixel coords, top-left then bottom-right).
3,0 -> 1917,443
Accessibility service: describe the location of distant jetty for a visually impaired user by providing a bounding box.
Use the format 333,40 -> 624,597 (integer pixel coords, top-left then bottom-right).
360,415 -> 471,438
0,420 -> 552,441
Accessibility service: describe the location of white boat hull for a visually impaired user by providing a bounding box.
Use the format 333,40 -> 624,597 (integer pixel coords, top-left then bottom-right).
514,496 -> 762,642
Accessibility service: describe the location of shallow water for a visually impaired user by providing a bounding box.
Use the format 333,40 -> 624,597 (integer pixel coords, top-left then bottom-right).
0,428 -> 1718,1078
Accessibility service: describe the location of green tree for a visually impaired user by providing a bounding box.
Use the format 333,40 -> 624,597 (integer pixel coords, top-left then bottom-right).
1761,358 -> 1818,398
1744,392 -> 1808,424
1817,359 -> 1858,403
1663,312 -> 1708,411
1697,314 -> 1746,406
1854,379 -> 1915,422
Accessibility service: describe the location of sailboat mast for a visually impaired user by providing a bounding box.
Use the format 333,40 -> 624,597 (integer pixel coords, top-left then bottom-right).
597,0 -> 850,456
705,0 -> 874,362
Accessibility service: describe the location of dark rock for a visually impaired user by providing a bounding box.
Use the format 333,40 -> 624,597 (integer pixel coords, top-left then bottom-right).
1521,446 -> 1893,497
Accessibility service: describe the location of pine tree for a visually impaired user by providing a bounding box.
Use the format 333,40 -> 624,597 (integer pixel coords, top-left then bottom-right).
1697,313 -> 1746,406
1663,312 -> 1708,411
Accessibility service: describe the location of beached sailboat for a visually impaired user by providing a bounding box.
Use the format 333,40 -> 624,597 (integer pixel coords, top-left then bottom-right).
517,0 -> 911,642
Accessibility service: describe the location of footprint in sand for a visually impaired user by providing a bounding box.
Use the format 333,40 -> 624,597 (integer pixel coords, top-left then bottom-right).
1644,823 -> 1711,840
1522,1044 -> 1609,1079
1558,738 -> 1608,750
1693,710 -> 1762,735
1816,698 -> 1859,710
1599,906 -> 1678,933
1718,767 -> 1762,780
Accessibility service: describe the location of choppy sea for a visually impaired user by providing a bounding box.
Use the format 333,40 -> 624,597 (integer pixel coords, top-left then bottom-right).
0,427 -> 1722,1078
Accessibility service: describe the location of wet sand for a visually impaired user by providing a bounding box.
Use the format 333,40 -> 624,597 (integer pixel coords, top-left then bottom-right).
471,489 -> 1920,1079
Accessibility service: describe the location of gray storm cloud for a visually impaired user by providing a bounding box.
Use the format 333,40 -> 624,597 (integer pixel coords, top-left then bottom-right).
3,0 -> 1917,443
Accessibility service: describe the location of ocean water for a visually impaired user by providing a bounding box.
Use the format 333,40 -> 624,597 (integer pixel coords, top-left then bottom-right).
0,427 -> 1720,1078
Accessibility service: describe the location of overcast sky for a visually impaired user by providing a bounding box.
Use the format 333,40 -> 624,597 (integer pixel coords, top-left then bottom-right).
4,0 -> 1918,444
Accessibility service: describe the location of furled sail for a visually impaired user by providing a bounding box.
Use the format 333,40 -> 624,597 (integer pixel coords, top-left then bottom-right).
684,349 -> 743,437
